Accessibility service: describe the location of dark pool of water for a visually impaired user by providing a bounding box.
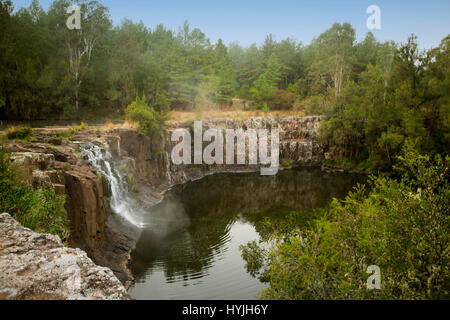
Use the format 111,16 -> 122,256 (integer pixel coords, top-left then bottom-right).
128,168 -> 365,300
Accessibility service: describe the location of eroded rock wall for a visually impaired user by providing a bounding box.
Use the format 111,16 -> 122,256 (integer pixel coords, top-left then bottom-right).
7,144 -> 107,249
106,116 -> 324,190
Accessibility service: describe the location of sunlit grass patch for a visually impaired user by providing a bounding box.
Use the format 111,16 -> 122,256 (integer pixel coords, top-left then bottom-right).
5,126 -> 34,141
102,120 -> 137,131
167,109 -> 305,123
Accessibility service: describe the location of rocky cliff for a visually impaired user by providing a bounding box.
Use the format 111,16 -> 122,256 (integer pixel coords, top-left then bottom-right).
105,116 -> 324,191
0,213 -> 128,300
4,132 -> 134,288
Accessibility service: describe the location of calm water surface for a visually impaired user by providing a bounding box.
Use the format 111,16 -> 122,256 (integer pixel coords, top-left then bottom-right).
128,168 -> 365,300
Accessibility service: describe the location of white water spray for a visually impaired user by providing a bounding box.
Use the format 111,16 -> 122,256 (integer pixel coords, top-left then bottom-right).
80,143 -> 148,228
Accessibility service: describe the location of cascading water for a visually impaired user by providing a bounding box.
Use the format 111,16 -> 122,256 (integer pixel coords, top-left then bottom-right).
80,142 -> 148,228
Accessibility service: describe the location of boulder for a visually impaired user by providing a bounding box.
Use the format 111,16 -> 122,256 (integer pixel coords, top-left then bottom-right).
9,152 -> 55,186
32,170 -> 52,188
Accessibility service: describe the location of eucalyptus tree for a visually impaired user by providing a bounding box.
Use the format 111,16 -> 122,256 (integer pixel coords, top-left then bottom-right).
307,23 -> 356,97
48,0 -> 111,112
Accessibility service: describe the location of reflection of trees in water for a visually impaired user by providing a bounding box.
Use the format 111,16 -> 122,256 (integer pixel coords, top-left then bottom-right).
130,168 -> 365,283
177,169 -> 363,217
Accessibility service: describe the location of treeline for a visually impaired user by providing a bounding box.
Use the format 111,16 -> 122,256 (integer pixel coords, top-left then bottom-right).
0,0 -> 238,120
1,0 -> 448,169
318,34 -> 450,170
230,24 -> 449,170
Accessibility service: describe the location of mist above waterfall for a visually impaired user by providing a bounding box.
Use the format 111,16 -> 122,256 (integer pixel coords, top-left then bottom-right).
80,143 -> 190,236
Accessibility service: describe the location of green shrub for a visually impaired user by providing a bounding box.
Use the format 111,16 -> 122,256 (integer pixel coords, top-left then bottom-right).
0,147 -> 69,242
322,156 -> 357,170
125,95 -> 166,152
241,144 -> 449,299
269,89 -> 298,110
357,159 -> 376,172
6,126 -> 34,141
295,94 -> 333,115
281,160 -> 292,168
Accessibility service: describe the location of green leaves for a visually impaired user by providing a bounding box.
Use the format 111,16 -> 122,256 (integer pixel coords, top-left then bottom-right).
125,95 -> 166,152
318,33 -> 449,171
240,147 -> 449,299
0,147 -> 69,242
251,54 -> 282,105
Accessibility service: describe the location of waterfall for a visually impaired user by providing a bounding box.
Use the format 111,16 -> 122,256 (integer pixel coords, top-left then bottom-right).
80,143 -> 147,228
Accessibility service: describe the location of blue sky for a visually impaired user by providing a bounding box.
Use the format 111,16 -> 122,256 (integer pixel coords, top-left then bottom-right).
12,0 -> 450,49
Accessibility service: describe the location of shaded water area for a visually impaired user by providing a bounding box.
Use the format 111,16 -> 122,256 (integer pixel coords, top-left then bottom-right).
128,168 -> 365,300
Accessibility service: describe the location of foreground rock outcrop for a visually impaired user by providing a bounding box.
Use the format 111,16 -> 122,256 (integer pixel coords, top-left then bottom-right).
0,213 -> 128,300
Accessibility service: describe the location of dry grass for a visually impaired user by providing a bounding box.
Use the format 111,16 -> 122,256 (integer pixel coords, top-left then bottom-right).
168,109 -> 304,123
101,120 -> 137,131
5,126 -> 34,140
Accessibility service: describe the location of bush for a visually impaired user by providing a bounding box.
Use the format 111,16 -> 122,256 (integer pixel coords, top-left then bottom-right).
125,95 -> 166,152
6,126 -> 34,140
0,147 -> 69,241
281,160 -> 292,168
294,94 -> 333,115
240,144 -> 449,299
269,90 -> 298,110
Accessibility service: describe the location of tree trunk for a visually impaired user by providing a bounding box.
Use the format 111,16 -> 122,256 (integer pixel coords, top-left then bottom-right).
75,87 -> 79,111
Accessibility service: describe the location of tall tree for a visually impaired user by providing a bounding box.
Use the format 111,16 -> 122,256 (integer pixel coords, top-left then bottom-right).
49,0 -> 111,112
214,39 -> 236,105
308,23 -> 356,96
250,53 -> 281,103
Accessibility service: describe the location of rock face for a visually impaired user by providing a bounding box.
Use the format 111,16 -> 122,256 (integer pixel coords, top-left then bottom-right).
62,164 -> 106,250
5,138 -> 135,288
0,213 -> 128,300
7,144 -> 107,252
105,116 -> 324,190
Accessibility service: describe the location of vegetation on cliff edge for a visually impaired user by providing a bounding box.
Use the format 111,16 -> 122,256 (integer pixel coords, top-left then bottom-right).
0,147 -> 69,242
